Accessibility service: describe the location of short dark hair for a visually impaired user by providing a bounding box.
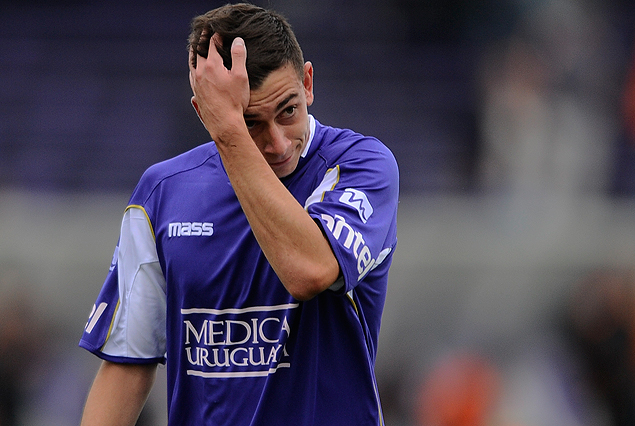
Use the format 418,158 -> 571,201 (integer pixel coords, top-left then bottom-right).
188,3 -> 305,90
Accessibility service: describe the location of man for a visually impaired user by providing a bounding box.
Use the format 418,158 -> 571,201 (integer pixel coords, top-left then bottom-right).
79,3 -> 398,425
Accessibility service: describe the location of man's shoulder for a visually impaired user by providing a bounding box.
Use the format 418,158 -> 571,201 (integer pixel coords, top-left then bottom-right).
314,120 -> 396,164
145,142 -> 218,179
131,142 -> 220,202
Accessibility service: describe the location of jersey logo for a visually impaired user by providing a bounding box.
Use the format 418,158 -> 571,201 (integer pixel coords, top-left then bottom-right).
168,222 -> 214,237
339,188 -> 373,223
181,304 -> 299,378
321,213 -> 389,281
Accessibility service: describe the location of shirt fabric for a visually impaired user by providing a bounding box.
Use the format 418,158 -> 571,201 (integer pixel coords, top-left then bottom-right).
80,116 -> 399,426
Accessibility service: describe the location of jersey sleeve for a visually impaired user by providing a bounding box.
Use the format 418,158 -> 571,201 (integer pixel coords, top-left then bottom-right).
305,139 -> 399,293
79,206 -> 167,364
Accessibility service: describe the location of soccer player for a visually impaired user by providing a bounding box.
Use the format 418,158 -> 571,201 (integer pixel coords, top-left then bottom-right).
79,3 -> 399,425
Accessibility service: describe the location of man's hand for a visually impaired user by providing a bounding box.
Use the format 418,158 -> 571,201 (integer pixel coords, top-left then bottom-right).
189,33 -> 250,144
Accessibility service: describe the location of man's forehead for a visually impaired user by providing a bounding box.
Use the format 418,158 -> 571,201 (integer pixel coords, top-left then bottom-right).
249,62 -> 303,89
244,92 -> 299,119
245,66 -> 304,116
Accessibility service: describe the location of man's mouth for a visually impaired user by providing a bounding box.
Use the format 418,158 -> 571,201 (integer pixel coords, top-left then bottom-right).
269,155 -> 292,168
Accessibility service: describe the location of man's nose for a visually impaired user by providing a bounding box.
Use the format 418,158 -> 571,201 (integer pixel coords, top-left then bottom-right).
263,125 -> 289,155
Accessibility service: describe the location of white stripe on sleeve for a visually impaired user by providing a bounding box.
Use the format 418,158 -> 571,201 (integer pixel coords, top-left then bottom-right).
101,207 -> 167,359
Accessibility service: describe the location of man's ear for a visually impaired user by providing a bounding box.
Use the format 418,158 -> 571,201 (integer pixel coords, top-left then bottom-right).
190,97 -> 208,130
303,61 -> 314,106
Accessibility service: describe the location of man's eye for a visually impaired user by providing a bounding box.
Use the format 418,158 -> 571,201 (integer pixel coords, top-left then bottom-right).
245,120 -> 257,129
282,106 -> 296,117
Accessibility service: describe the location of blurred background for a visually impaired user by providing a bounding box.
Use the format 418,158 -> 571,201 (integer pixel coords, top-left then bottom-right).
1,0 -> 635,425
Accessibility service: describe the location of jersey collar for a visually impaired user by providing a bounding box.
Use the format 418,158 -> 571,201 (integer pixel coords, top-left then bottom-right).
300,115 -> 316,158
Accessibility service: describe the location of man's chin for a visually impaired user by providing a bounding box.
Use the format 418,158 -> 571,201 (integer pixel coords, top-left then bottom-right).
272,162 -> 297,178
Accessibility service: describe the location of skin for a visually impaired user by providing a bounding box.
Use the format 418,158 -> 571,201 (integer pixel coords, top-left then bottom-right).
242,63 -> 313,179
80,361 -> 156,426
81,34 -> 341,426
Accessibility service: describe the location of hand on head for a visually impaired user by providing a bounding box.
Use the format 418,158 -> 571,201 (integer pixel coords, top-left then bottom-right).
189,32 -> 250,141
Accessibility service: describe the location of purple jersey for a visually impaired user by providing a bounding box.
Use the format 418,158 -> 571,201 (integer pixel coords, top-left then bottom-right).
80,116 -> 399,425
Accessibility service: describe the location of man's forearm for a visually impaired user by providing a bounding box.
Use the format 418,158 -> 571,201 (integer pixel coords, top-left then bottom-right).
216,131 -> 340,300
81,361 -> 157,426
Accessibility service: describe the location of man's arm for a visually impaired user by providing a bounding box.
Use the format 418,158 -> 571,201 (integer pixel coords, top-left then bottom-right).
81,361 -> 157,426
215,132 -> 340,301
189,36 -> 339,301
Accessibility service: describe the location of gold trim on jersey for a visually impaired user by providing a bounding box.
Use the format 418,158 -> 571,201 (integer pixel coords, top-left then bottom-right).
345,289 -> 384,425
304,165 -> 341,209
125,204 -> 156,240
100,299 -> 120,350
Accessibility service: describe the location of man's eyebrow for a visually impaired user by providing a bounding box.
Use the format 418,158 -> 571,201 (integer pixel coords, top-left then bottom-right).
243,93 -> 298,119
275,93 -> 298,112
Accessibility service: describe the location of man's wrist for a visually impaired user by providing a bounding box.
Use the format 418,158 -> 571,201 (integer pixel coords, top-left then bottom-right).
211,120 -> 250,147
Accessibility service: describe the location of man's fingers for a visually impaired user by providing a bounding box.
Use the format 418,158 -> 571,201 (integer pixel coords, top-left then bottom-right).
230,37 -> 247,73
189,31 -> 222,73
188,33 -> 249,120
202,33 -> 225,68
230,37 -> 249,110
